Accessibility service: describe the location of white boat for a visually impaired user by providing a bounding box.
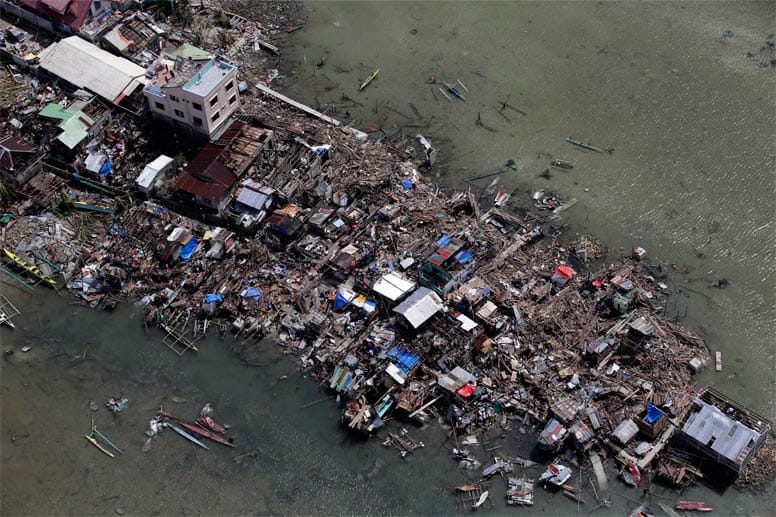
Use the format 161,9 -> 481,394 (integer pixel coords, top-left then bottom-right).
472,490 -> 489,510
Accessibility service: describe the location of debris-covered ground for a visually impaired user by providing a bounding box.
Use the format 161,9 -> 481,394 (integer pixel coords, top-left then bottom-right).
0,0 -> 772,508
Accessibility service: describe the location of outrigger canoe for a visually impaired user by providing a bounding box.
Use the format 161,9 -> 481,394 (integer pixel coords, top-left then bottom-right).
160,410 -> 234,448
85,433 -> 115,458
359,68 -> 380,91
3,249 -> 57,287
163,421 -> 209,450
197,415 -> 227,435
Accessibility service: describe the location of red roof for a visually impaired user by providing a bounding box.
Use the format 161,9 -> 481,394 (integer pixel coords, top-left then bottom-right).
20,0 -> 92,32
174,121 -> 245,203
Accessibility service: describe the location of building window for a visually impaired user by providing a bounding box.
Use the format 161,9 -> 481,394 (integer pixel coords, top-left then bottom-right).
226,81 -> 234,91
174,109 -> 184,118
193,117 -> 203,126
209,95 -> 219,107
228,94 -> 237,105
170,95 -> 179,102
211,111 -> 220,122
192,102 -> 202,111
155,102 -> 165,110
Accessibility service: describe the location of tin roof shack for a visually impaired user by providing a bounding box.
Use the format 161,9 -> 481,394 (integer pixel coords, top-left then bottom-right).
229,180 -> 274,229
100,11 -> 163,67
10,0 -> 106,36
393,286 -> 444,332
39,97 -> 111,156
174,121 -> 268,212
136,154 -> 173,196
677,386 -> 771,478
0,136 -> 42,186
37,36 -> 147,110
144,52 -> 240,140
372,271 -> 417,307
264,204 -> 304,250
621,316 -> 655,355
418,234 -> 477,297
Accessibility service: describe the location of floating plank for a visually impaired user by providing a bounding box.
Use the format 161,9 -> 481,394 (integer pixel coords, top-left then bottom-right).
254,82 -> 341,127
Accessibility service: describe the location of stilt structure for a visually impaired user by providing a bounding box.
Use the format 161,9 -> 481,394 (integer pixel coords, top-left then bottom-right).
0,295 -> 22,327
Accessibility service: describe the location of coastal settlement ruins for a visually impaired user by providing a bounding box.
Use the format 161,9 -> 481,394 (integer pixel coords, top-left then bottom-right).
0,0 -> 773,511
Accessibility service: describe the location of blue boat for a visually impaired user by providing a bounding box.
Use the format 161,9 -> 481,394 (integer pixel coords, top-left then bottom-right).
163,421 -> 209,449
444,82 -> 466,101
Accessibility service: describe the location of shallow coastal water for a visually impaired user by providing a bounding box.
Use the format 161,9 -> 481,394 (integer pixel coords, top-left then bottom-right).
2,1 -> 775,515
280,0 -> 775,416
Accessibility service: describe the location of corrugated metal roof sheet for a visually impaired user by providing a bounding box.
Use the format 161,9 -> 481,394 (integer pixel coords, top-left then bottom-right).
22,0 -> 91,31
393,286 -> 443,328
137,155 -> 173,190
681,400 -> 762,464
373,272 -> 417,301
38,36 -> 147,103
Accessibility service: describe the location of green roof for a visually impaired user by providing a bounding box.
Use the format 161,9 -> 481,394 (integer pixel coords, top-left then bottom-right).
39,101 -> 94,149
171,44 -> 211,61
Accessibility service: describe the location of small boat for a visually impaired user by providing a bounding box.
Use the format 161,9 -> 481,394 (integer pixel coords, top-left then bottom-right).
621,461 -> 643,487
472,490 -> 489,510
85,433 -> 115,458
715,351 -> 722,371
444,82 -> 466,101
629,502 -> 655,517
196,415 -> 227,435
565,136 -> 606,154
494,185 -> 510,207
455,484 -> 476,492
359,68 -> 380,91
161,411 -> 234,448
675,501 -> 713,512
3,249 -> 57,287
540,463 -> 573,487
163,421 -> 209,450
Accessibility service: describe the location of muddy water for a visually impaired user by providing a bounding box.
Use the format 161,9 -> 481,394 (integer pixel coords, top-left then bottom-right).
2,1 -> 775,515
281,1 -> 775,420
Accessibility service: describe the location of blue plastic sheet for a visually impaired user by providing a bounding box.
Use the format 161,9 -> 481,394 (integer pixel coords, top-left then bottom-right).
401,178 -> 413,190
645,403 -> 664,424
386,345 -> 420,373
178,237 -> 197,261
241,287 -> 262,304
436,234 -> 452,248
98,158 -> 112,176
333,293 -> 349,311
204,293 -> 223,304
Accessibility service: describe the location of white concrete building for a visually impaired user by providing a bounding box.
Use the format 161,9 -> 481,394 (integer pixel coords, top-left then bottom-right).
144,54 -> 240,139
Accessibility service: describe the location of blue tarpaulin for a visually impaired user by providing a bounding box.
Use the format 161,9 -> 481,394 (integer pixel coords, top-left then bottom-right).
179,237 -> 197,261
436,234 -> 451,248
204,293 -> 223,304
241,287 -> 262,304
454,249 -> 473,263
645,403 -> 664,424
401,178 -> 413,190
98,158 -> 112,176
333,293 -> 349,311
386,345 -> 420,373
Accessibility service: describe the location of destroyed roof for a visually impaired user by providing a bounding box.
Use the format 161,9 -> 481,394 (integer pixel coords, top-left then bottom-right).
0,137 -> 36,170
21,0 -> 92,32
373,272 -> 417,302
174,121 -> 247,202
393,286 -> 444,328
681,399 -> 764,465
39,101 -> 95,149
38,36 -> 147,104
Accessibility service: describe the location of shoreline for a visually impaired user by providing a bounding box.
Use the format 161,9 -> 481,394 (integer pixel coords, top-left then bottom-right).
1,0 -> 774,511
